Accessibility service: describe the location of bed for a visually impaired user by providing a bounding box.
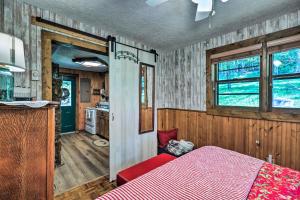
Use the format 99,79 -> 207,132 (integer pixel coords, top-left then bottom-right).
97,146 -> 300,200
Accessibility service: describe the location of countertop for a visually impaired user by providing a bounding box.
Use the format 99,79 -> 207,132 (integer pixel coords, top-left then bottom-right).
0,101 -> 59,109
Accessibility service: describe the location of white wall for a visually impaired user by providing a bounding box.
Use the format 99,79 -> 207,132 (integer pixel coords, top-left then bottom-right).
156,9 -> 300,110
0,0 -> 153,99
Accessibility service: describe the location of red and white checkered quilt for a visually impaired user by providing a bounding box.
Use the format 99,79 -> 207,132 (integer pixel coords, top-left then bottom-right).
97,146 -> 264,200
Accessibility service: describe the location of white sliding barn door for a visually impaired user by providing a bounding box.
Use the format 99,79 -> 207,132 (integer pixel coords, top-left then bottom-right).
109,43 -> 157,181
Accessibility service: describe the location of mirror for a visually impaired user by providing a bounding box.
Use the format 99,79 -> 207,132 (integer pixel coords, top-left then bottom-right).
139,63 -> 155,134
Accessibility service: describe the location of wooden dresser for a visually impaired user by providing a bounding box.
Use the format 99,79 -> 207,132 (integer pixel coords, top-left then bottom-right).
0,103 -> 56,200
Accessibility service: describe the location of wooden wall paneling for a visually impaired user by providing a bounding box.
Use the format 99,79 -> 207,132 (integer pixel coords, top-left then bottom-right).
42,34 -> 52,100
281,122 -> 288,167
290,123 -> 297,169
222,116 -> 230,150
296,124 -> 300,170
188,111 -> 198,146
141,108 -> 154,132
206,113 -> 213,146
157,108 -> 300,171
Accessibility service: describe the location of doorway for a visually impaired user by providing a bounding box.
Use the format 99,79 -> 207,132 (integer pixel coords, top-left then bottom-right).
61,76 -> 76,133
41,30 -> 110,196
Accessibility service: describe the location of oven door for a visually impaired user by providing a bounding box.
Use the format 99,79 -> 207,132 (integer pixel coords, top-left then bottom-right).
86,109 -> 96,126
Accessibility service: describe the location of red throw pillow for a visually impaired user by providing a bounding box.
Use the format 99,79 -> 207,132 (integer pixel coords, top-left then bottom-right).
157,128 -> 178,148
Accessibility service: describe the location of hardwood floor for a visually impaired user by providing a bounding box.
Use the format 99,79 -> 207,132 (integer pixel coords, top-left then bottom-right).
54,132 -> 109,195
54,176 -> 115,200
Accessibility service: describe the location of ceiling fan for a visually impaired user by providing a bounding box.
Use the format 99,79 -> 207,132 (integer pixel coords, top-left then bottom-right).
145,0 -> 229,22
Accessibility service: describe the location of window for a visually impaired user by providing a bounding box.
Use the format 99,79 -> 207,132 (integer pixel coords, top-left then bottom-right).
80,78 -> 91,103
206,26 -> 300,122
271,48 -> 300,108
216,55 -> 261,107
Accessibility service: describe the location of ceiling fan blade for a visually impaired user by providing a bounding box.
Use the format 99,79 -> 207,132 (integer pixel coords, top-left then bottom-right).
194,0 -> 212,21
196,0 -> 212,12
195,11 -> 210,21
146,0 -> 168,7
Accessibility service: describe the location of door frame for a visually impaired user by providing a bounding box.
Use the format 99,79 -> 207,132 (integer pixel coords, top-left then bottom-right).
41,30 -> 108,101
38,19 -> 110,195
42,30 -> 107,131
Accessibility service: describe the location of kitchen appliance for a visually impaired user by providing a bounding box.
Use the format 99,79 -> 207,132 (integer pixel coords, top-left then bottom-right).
85,108 -> 97,134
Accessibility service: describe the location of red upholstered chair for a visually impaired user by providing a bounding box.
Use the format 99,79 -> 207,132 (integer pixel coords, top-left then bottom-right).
116,153 -> 176,186
157,128 -> 178,148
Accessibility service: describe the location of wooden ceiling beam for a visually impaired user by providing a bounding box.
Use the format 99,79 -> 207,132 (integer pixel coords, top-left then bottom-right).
31,16 -> 108,48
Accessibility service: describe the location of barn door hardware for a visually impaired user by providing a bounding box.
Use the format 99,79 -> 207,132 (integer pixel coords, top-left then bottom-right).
106,35 -> 159,63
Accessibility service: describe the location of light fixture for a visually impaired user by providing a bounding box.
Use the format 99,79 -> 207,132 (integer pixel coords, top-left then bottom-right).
221,0 -> 229,2
72,57 -> 108,68
0,32 -> 26,72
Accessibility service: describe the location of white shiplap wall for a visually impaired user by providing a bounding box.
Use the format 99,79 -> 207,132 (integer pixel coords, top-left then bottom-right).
0,0 -> 152,99
156,9 -> 300,111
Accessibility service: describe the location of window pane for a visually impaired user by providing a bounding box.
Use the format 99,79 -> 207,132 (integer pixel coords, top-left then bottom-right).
272,48 -> 300,76
61,81 -> 72,107
272,78 -> 300,108
218,81 -> 259,107
218,95 -> 259,107
218,56 -> 260,80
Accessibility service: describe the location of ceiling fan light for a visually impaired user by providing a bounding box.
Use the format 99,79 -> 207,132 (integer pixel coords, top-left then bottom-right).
72,57 -> 108,68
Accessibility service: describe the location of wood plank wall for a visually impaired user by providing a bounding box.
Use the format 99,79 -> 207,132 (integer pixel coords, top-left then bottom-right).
156,9 -> 300,109
0,0 -> 152,100
158,108 -> 300,171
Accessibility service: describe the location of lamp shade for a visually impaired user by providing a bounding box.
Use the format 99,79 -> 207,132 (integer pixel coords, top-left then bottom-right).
0,32 -> 26,72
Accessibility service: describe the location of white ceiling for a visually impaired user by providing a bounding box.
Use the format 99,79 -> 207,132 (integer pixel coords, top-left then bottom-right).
24,0 -> 300,50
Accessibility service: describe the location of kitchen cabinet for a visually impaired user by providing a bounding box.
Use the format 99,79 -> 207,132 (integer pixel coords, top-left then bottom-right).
97,110 -> 109,140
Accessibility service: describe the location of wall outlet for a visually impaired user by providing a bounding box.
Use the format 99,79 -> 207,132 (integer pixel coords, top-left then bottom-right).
31,70 -> 40,81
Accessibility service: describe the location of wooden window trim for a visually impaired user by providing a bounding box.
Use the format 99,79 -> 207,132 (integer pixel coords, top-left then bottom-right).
268,42 -> 300,114
206,25 -> 300,123
214,53 -> 261,108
